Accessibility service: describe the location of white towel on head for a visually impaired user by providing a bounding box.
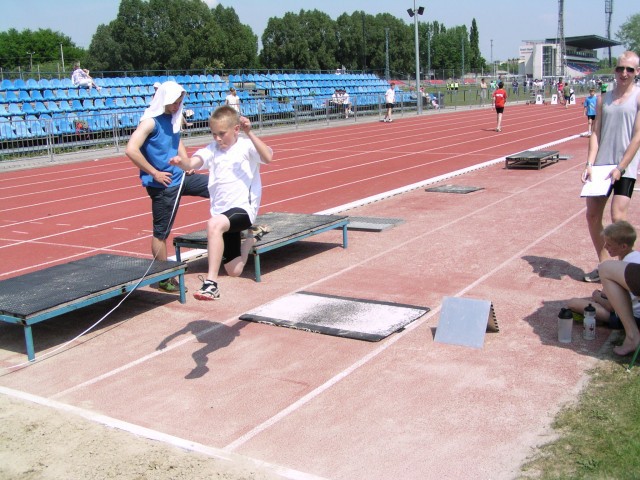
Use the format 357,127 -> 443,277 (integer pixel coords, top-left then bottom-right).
140,81 -> 185,133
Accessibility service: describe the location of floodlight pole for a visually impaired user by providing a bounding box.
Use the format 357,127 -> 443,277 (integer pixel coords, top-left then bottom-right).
60,44 -> 65,73
408,1 -> 424,114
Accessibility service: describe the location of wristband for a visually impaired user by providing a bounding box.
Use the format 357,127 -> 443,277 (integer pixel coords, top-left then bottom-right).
616,165 -> 626,175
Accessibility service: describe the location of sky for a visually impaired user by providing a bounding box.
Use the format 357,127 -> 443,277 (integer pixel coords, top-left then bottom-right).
1,0 -> 637,63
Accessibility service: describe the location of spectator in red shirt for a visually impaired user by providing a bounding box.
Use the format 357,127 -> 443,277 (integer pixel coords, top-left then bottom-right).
492,81 -> 507,132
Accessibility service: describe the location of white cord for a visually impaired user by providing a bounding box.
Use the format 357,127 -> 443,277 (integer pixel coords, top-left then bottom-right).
2,174 -> 187,372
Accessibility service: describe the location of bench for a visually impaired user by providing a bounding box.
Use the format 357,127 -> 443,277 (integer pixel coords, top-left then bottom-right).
173,212 -> 349,282
0,254 -> 187,361
505,150 -> 560,170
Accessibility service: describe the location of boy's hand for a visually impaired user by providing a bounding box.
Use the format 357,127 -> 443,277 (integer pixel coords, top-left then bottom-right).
239,116 -> 252,133
169,155 -> 182,167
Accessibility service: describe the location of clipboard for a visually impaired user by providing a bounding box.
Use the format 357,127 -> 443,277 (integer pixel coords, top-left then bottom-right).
580,165 -> 617,197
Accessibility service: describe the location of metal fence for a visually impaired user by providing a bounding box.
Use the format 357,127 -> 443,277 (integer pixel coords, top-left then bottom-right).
0,92 -> 430,162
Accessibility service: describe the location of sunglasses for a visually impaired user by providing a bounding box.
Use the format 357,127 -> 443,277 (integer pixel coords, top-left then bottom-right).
615,66 -> 637,73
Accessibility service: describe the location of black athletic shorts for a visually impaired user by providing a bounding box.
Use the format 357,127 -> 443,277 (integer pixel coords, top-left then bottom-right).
221,207 -> 252,263
147,173 -> 209,240
608,176 -> 635,199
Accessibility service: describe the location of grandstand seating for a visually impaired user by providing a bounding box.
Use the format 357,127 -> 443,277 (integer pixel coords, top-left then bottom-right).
0,72 -> 402,143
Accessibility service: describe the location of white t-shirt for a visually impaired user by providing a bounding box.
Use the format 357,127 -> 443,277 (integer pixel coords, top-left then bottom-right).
194,136 -> 267,222
623,250 -> 640,317
225,94 -> 241,112
385,88 -> 395,104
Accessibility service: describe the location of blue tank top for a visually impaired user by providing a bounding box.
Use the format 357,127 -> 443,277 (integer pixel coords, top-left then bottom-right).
139,114 -> 184,188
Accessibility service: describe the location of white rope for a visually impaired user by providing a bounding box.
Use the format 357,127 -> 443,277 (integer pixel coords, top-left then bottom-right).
2,174 -> 187,372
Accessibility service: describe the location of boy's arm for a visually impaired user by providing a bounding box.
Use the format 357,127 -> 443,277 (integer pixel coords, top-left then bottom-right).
125,118 -> 173,187
169,152 -> 204,171
240,117 -> 273,164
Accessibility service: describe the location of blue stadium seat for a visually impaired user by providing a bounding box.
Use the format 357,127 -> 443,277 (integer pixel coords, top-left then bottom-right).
67,89 -> 80,100
46,101 -> 61,114
0,121 -> 17,141
22,103 -> 36,116
57,101 -> 72,113
114,98 -> 127,109
78,89 -> 91,100
4,91 -> 19,103
61,78 -> 74,88
0,79 -> 13,91
26,79 -> 39,90
13,79 -> 28,91
133,97 -> 146,108
0,105 -> 9,117
38,79 -> 52,90
17,91 -> 32,103
71,99 -> 84,112
13,120 -> 35,138
52,114 -> 75,135
94,99 -> 106,110
30,90 -> 44,102
54,89 -> 68,100
30,119 -> 48,137
83,99 -> 98,111
8,104 -> 23,116
49,78 -> 62,89
34,102 -> 49,115
105,98 -> 116,109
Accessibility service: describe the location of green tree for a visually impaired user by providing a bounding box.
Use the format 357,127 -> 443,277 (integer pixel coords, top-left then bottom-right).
260,9 -> 337,71
87,0 -> 256,73
468,18 -> 485,71
0,28 -> 83,70
616,13 -> 640,54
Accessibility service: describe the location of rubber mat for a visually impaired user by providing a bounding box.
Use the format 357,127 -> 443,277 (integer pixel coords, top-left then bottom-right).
425,184 -> 483,194
240,291 -> 429,341
346,217 -> 404,232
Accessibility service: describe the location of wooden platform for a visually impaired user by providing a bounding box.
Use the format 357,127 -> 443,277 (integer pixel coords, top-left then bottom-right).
0,254 -> 187,361
505,150 -> 560,170
173,212 -> 349,282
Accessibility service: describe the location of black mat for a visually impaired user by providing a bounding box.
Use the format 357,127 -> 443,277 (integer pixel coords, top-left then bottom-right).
173,212 -> 348,249
0,254 -> 183,318
240,291 -> 429,341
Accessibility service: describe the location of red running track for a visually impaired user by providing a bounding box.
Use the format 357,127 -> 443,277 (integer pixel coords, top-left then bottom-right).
0,103 -> 586,279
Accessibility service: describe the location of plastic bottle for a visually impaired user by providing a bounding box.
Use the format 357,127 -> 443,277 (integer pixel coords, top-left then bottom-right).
558,308 -> 573,343
583,303 -> 596,340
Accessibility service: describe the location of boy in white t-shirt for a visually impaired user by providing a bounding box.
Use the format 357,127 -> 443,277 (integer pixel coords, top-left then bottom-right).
567,221 -> 640,329
170,106 -> 273,300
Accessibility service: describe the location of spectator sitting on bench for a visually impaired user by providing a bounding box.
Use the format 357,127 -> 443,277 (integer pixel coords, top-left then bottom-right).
170,106 -> 274,301
71,62 -> 101,92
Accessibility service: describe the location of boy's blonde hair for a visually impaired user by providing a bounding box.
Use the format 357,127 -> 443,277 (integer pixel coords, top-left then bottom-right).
603,220 -> 637,247
209,105 -> 239,128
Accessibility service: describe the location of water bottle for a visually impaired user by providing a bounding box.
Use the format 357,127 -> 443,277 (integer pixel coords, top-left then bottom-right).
583,303 -> 596,340
558,308 -> 573,343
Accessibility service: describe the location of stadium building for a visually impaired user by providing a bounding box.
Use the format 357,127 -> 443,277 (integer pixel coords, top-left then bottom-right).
519,35 -> 621,79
